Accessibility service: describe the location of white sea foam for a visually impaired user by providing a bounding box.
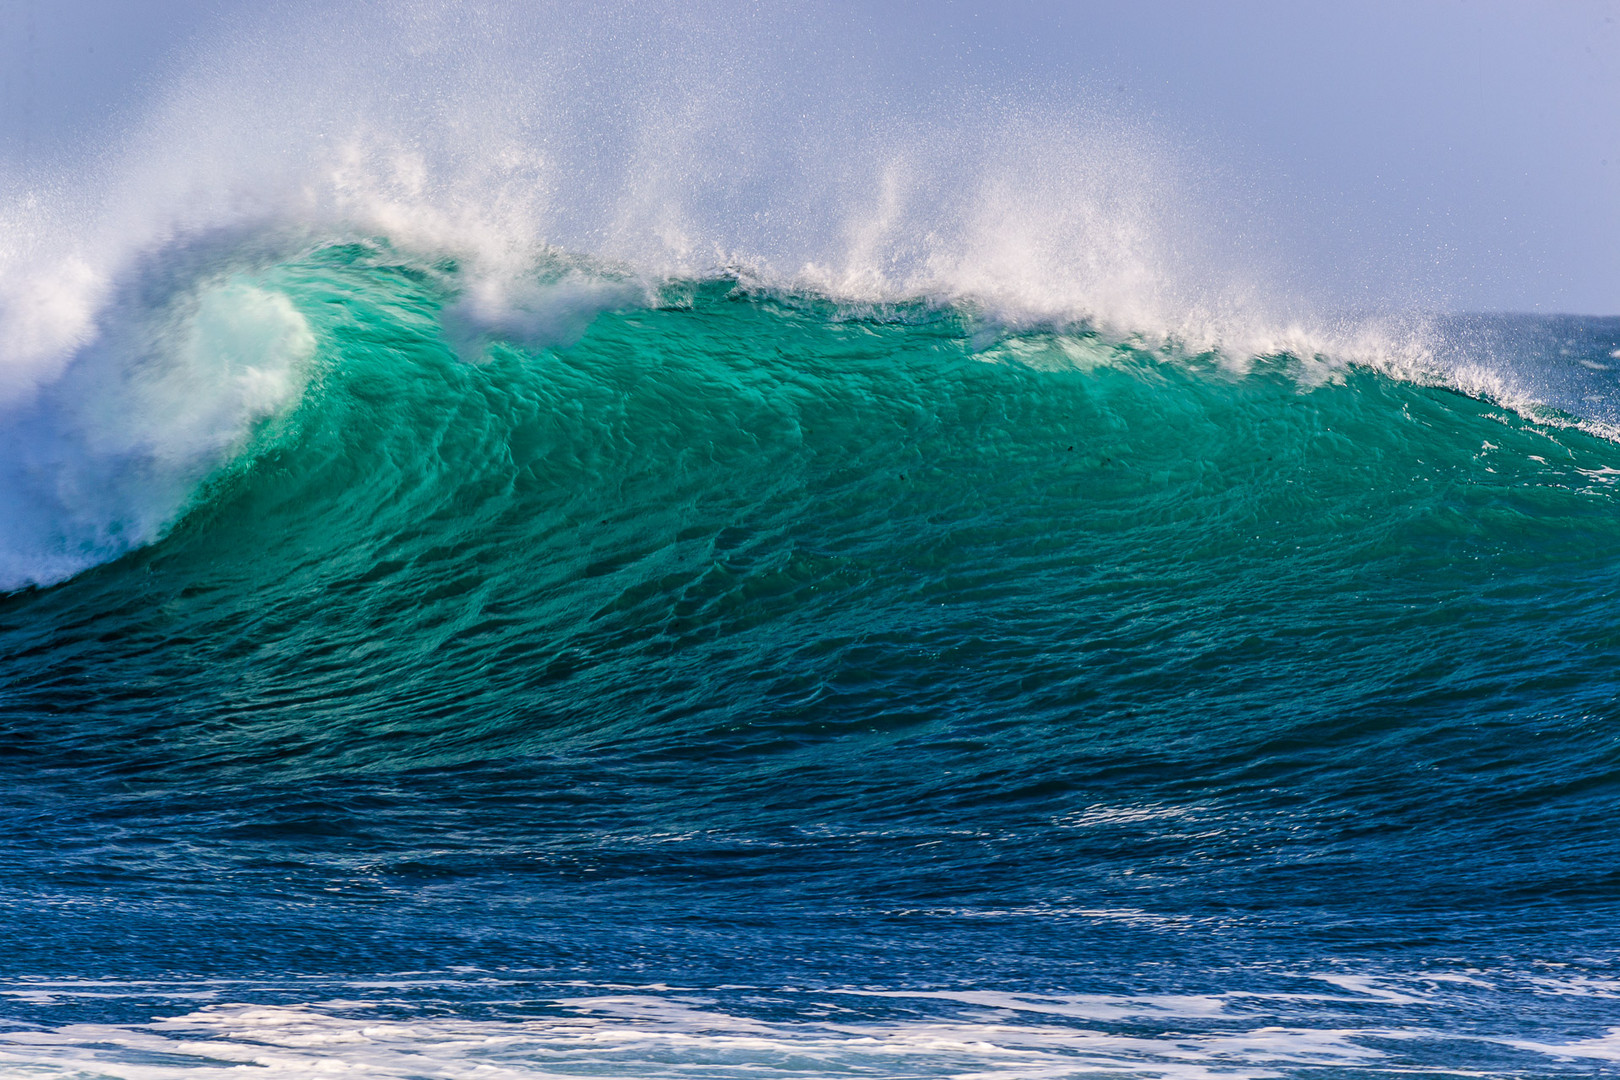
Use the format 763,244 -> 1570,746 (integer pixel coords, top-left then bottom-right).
0,978 -> 1599,1079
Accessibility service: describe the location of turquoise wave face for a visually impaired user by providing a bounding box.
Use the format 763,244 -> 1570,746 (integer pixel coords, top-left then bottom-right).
5,239 -> 1620,1076
18,240 -> 1620,772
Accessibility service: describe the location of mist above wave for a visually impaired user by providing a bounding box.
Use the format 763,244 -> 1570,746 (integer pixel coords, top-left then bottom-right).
5,0 -> 1613,591
0,0 -> 1347,387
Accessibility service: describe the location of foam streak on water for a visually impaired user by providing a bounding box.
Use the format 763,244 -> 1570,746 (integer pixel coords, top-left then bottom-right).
1,976 -> 1619,1079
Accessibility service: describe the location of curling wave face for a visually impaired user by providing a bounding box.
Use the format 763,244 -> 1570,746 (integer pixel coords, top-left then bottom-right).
9,239 -> 1620,780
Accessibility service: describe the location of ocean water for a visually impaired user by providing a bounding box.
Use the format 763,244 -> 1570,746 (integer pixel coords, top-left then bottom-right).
3,6 -> 1620,1076
0,235 -> 1618,1078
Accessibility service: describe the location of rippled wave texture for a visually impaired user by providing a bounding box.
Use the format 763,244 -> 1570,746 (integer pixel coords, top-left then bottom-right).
4,240 -> 1620,1076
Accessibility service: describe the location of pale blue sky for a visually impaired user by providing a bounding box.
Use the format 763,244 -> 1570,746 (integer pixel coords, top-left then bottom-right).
2,0 -> 1617,313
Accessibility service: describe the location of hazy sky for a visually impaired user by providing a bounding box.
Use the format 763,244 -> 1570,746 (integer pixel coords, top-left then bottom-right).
1,0 -> 1617,313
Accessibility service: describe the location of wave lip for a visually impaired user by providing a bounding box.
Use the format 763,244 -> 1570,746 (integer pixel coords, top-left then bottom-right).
0,275 -> 313,593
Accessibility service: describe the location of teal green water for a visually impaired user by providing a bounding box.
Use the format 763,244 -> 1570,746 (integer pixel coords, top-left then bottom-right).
3,238 -> 1620,1076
